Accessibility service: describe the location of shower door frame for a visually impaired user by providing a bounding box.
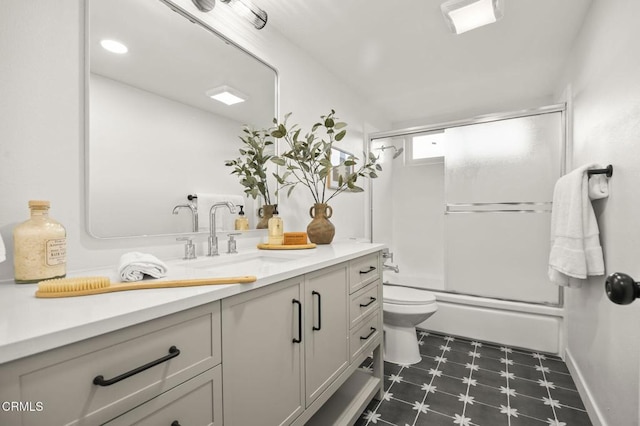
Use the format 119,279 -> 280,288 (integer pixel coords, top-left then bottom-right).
367,103 -> 567,307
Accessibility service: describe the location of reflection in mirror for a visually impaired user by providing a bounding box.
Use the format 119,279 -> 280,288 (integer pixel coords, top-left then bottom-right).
328,147 -> 354,190
87,0 -> 278,238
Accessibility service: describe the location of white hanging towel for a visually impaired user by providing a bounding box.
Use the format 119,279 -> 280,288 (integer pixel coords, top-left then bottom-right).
548,164 -> 607,287
0,233 -> 6,263
195,193 -> 244,232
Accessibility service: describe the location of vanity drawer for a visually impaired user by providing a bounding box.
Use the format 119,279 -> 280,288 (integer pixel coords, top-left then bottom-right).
349,253 -> 380,293
350,311 -> 381,361
349,281 -> 380,329
104,365 -> 222,426
12,303 -> 220,426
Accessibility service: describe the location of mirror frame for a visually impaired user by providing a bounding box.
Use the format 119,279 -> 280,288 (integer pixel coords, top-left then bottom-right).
83,0 -> 280,239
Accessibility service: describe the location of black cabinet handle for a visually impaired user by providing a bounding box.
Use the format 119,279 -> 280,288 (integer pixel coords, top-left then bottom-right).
292,299 -> 302,343
312,291 -> 322,331
359,296 -> 377,308
360,327 -> 377,341
605,272 -> 640,305
171,421 -> 181,426
93,346 -> 180,387
359,266 -> 376,275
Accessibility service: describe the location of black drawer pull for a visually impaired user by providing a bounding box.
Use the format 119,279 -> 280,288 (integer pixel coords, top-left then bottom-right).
360,327 -> 377,341
359,296 -> 377,308
93,346 -> 180,387
292,299 -> 302,343
312,291 -> 322,331
359,266 -> 376,275
171,421 -> 181,426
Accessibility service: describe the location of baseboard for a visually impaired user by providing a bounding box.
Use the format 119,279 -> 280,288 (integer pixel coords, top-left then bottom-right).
564,348 -> 607,426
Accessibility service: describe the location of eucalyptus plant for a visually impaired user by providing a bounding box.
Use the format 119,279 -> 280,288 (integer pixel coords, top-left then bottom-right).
270,110 -> 382,203
225,126 -> 274,205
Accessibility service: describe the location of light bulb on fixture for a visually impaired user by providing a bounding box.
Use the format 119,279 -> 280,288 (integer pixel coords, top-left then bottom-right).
220,0 -> 267,30
441,0 -> 504,35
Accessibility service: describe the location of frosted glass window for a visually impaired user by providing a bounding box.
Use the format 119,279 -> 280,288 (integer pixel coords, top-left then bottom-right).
407,131 -> 445,165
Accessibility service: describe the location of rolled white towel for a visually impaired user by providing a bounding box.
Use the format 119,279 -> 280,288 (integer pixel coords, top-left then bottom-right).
118,251 -> 168,282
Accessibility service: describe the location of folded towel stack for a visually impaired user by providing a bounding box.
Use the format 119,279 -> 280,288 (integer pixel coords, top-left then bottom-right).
548,164 -> 608,287
118,251 -> 168,282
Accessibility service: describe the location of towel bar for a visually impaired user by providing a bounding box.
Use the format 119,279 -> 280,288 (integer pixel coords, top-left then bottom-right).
587,164 -> 613,177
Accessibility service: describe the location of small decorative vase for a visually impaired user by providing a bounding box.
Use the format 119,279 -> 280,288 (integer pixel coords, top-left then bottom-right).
257,204 -> 276,229
307,203 -> 335,244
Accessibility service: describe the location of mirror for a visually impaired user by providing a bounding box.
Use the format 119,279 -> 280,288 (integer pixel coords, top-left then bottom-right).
86,0 -> 278,238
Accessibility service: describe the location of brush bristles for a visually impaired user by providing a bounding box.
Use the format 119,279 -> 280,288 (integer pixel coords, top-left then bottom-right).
38,276 -> 111,293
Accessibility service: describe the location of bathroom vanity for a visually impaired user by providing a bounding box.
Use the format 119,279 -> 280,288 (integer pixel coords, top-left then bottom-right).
0,241 -> 384,426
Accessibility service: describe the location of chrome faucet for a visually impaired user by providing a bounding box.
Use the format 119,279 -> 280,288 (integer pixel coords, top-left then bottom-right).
208,201 -> 237,256
172,202 -> 199,232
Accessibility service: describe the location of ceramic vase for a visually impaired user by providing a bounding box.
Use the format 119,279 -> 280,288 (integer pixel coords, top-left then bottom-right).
307,203 -> 335,244
257,204 -> 276,229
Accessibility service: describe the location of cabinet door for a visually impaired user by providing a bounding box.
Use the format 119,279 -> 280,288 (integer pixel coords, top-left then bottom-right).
222,278 -> 304,426
305,263 -> 349,404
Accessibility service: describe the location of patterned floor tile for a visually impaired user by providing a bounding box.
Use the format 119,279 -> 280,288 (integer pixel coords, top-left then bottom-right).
357,330 -> 593,426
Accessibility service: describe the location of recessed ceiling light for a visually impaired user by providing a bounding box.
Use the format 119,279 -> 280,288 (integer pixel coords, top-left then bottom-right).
206,86 -> 247,105
441,0 -> 504,35
100,39 -> 128,54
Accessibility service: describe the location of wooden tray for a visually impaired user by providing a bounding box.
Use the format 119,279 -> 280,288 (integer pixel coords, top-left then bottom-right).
257,243 -> 317,250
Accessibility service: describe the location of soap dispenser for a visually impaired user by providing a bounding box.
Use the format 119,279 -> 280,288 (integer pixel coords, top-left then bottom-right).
268,204 -> 284,245
235,205 -> 249,231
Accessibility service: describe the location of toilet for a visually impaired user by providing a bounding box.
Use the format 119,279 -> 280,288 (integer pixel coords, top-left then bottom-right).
383,285 -> 438,365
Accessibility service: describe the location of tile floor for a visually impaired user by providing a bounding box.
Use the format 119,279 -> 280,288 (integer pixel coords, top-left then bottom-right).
356,330 -> 592,426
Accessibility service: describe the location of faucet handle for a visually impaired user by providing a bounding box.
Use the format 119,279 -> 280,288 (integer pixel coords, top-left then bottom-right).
176,236 -> 197,260
227,233 -> 241,254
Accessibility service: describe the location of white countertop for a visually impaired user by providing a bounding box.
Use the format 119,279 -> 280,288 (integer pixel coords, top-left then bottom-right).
0,240 -> 384,365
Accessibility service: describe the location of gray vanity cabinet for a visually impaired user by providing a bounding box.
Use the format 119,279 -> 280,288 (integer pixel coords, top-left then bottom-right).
221,263 -> 349,426
221,276 -> 306,426
304,263 -> 350,404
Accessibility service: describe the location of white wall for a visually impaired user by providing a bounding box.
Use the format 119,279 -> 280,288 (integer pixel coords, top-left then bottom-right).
557,0 -> 640,424
0,0 -> 389,282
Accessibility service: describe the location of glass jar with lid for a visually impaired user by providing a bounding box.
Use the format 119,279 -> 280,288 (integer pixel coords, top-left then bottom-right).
13,200 -> 67,283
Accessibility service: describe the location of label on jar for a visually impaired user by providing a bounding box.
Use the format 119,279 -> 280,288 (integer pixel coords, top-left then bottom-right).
46,238 -> 67,266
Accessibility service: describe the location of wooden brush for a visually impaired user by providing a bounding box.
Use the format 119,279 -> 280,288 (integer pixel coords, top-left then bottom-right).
35,275 -> 256,298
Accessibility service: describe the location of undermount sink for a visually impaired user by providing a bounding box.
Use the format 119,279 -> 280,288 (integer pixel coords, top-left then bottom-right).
178,251 -> 310,277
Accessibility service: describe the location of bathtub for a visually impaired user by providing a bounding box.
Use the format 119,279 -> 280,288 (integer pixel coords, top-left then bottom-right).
383,272 -> 564,355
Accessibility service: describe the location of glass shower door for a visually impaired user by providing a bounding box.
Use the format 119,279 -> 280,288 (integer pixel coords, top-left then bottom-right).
444,111 -> 563,304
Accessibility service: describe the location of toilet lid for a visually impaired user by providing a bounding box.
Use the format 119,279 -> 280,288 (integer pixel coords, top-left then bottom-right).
383,286 -> 437,305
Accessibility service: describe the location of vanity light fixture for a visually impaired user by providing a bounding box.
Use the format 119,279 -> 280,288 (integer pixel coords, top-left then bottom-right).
220,0 -> 268,30
441,0 -> 504,34
206,86 -> 247,105
100,39 -> 128,54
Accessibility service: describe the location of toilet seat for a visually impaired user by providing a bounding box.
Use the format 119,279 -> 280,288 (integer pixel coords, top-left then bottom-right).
383,285 -> 436,305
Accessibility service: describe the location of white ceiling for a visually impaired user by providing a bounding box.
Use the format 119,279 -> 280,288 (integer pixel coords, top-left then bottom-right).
257,0 -> 594,125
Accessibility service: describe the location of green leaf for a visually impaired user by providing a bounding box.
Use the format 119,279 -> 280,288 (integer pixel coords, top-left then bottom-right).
324,117 -> 335,128
334,122 -> 347,130
335,130 -> 347,141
